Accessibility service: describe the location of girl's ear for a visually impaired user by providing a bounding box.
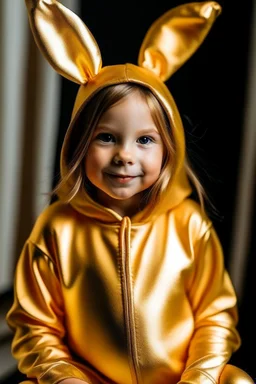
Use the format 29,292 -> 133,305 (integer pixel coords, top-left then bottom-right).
25,0 -> 102,84
138,1 -> 221,82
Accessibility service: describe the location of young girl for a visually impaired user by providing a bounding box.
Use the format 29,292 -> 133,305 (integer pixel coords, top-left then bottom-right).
6,1 -> 254,384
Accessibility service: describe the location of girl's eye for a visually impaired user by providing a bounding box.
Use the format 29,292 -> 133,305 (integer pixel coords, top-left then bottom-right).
96,133 -> 115,142
137,136 -> 153,145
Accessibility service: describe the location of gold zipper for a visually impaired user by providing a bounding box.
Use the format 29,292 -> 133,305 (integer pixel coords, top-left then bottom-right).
121,216 -> 140,384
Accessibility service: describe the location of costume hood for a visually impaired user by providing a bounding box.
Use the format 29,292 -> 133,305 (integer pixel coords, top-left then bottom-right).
25,0 -> 221,223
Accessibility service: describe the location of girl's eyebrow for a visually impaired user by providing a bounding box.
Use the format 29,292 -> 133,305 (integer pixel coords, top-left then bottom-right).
94,125 -> 116,132
95,125 -> 161,135
138,129 -> 161,136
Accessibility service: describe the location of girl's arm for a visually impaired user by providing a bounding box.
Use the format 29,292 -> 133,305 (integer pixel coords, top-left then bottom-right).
179,225 -> 241,383
6,239 -> 91,384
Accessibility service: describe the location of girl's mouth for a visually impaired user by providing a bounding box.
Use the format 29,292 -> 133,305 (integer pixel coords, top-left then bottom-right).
107,174 -> 136,183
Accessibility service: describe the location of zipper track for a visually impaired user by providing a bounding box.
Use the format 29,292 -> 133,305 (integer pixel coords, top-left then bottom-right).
121,216 -> 139,384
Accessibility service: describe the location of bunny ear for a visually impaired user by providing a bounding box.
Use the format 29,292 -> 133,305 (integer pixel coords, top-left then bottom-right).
138,1 -> 221,81
25,0 -> 102,84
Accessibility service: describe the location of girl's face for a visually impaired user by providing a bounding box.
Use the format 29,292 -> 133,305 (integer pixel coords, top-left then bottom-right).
85,90 -> 164,215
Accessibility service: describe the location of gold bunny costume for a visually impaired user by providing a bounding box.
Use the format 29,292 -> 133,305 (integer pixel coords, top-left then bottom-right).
6,1 -> 254,384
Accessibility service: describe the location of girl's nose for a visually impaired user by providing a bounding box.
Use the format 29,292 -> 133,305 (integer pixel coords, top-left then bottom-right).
113,148 -> 134,165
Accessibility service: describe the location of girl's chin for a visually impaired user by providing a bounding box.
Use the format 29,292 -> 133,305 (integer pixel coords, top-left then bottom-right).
97,189 -> 143,204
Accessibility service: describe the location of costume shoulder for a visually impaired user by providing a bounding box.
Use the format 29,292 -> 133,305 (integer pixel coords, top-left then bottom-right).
171,198 -> 213,239
28,201 -> 82,256
30,200 -> 75,233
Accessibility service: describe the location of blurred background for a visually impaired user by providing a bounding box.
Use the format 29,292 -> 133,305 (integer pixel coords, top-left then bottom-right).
0,0 -> 255,382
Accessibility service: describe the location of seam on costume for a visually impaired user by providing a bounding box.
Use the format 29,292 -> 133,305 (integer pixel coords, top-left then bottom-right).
117,220 -> 132,380
203,222 -> 213,233
28,239 -> 56,264
38,361 -> 69,379
26,239 -> 54,262
17,240 -> 64,307
123,217 -> 139,384
38,360 -> 86,381
128,222 -> 142,381
183,368 -> 216,384
126,217 -> 141,383
27,239 -> 64,292
133,279 -> 142,379
116,221 -> 125,334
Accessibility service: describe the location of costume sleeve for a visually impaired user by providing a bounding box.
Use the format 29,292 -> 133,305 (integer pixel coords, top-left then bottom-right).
6,240 -> 90,384
179,225 -> 241,384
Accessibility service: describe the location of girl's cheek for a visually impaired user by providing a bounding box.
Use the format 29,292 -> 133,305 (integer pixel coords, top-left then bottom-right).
93,149 -> 111,164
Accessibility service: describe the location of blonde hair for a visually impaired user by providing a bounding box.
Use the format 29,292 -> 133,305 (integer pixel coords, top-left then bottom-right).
52,83 -> 211,214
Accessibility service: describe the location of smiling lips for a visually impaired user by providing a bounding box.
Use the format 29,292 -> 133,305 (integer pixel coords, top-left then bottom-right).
106,173 -> 137,184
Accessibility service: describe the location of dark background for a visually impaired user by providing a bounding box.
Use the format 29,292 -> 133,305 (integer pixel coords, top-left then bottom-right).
2,0 -> 255,382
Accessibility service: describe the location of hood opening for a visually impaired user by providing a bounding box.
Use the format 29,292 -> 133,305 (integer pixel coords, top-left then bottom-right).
56,64 -> 192,223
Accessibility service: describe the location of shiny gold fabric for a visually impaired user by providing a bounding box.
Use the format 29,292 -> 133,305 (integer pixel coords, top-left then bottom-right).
6,1 -> 251,384
25,0 -> 102,84
138,1 -> 222,80
24,0 -> 221,84
7,200 -> 241,384
17,365 -> 256,384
